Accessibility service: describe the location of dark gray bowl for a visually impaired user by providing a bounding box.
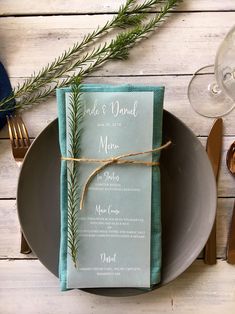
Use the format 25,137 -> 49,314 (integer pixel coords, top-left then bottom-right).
17,111 -> 216,296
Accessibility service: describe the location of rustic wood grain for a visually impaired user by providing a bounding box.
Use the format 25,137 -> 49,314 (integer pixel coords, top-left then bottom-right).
0,260 -> 234,314
0,12 -> 235,77
1,0 -> 235,15
0,200 -> 35,259
0,3 -> 235,312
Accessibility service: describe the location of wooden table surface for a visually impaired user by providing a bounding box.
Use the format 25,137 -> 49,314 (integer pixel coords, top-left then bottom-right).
0,1 -> 235,313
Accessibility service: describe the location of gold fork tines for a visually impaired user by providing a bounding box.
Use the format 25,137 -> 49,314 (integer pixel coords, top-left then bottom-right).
6,115 -> 32,254
7,115 -> 31,162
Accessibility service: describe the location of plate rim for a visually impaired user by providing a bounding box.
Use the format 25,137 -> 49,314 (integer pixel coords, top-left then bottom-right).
16,110 -> 217,295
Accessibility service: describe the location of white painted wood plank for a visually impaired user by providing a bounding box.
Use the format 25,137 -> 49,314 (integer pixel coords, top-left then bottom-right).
0,198 -> 233,259
0,75 -> 235,138
0,200 -> 35,259
0,13 -> 235,77
0,140 -> 20,198
0,260 -> 234,314
0,4 -> 234,312
1,0 -> 235,15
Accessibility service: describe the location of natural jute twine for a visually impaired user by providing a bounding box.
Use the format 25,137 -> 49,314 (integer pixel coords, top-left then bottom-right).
62,140 -> 171,209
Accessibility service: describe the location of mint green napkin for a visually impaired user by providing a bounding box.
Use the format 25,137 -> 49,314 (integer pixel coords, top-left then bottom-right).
57,84 -> 164,290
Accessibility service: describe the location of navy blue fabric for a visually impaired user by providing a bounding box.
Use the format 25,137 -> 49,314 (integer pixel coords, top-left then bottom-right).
0,62 -> 15,129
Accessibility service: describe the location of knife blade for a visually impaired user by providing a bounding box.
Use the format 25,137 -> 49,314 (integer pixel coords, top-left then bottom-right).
204,118 -> 223,265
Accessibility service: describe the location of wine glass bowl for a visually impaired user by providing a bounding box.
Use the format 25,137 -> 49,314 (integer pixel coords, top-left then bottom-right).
188,25 -> 235,117
215,25 -> 235,102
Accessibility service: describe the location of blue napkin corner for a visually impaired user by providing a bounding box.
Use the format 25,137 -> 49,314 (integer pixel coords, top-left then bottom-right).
0,62 -> 15,129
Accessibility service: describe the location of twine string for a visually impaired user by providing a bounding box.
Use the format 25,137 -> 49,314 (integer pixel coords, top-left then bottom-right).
62,140 -> 171,209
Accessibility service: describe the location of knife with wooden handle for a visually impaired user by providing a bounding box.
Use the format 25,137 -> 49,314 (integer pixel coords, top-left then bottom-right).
204,118 -> 223,265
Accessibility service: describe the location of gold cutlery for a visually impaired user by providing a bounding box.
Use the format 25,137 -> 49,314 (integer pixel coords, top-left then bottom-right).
226,141 -> 235,264
7,115 -> 32,254
204,118 -> 223,265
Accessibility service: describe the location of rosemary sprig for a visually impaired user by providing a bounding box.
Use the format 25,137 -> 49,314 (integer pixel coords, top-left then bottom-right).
67,78 -> 83,268
0,0 -> 165,109
3,0 -> 181,111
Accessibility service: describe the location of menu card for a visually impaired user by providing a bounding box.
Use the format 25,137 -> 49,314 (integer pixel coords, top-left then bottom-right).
57,84 -> 164,290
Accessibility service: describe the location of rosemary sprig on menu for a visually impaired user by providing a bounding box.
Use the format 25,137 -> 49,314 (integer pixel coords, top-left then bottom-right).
0,0 -> 166,109
67,78 -> 83,268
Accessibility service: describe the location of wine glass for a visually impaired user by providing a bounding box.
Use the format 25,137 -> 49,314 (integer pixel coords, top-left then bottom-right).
188,25 -> 235,117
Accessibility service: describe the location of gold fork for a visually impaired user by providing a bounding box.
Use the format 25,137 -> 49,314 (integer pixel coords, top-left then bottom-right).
6,115 -> 32,254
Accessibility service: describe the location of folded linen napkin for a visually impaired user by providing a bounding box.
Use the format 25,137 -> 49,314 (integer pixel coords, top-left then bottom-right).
57,84 -> 164,290
0,62 -> 15,129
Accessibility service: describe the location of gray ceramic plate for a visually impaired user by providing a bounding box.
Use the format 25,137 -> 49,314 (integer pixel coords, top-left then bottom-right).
17,111 -> 216,296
